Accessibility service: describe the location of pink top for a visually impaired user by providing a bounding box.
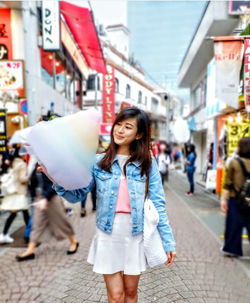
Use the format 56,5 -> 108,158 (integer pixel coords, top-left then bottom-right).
115,177 -> 131,213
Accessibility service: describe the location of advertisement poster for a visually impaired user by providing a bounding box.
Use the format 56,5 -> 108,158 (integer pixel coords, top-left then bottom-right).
229,1 -> 250,14
226,121 -> 250,157
102,65 -> 115,124
0,60 -> 25,97
214,38 -> 244,109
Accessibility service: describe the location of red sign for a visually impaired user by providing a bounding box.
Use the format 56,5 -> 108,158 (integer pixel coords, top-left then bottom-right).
0,9 -> 12,60
100,123 -> 112,135
244,39 -> 250,113
102,65 -> 115,123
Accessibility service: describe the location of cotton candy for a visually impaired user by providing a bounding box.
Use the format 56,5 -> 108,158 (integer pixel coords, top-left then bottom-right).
27,109 -> 101,190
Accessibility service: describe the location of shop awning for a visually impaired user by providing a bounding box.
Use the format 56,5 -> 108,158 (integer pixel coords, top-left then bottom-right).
61,1 -> 106,74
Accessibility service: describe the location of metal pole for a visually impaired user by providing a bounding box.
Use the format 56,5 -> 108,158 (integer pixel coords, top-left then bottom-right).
94,73 -> 98,109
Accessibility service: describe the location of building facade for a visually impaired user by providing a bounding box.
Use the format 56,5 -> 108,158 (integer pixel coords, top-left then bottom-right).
178,1 -> 246,179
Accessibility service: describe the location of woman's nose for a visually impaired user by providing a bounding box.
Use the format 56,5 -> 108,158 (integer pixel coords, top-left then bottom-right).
118,126 -> 124,133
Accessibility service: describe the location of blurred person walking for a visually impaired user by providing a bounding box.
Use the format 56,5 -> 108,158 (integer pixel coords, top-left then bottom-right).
156,143 -> 170,185
185,144 -> 196,196
16,166 -> 79,261
0,146 -> 30,244
50,107 -> 176,303
220,137 -> 250,257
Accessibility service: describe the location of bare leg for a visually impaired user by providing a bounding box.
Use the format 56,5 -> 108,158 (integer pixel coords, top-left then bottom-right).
104,272 -> 125,303
68,235 -> 78,251
19,242 -> 37,257
124,275 -> 140,303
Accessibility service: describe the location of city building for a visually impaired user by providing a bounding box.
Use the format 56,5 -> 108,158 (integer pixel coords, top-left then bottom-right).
178,0 -> 248,180
0,1 -> 105,139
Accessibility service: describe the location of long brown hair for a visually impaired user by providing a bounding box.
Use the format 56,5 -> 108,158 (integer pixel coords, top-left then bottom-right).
98,107 -> 152,177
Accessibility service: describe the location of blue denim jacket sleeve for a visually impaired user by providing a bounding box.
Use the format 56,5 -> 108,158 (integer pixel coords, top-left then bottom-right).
52,168 -> 95,203
149,157 -> 176,252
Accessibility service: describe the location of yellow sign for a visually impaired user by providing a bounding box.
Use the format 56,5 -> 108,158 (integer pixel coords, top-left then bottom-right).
227,121 -> 250,157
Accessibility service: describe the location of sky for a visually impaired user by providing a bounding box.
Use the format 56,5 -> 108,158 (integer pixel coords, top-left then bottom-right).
127,1 -> 208,102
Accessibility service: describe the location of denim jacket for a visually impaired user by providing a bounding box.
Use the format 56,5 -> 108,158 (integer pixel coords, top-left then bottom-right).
53,154 -> 176,252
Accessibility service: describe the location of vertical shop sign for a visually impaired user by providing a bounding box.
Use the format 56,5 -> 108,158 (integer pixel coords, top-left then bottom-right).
244,39 -> 250,113
0,109 -> 7,152
42,0 -> 60,51
102,65 -> 115,123
214,38 -> 244,109
0,9 -> 12,60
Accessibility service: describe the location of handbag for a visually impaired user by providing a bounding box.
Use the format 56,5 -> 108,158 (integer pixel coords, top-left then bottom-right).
0,169 -> 17,195
143,176 -> 167,267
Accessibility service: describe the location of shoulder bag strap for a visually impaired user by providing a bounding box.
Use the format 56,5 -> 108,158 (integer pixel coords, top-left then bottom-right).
236,158 -> 250,178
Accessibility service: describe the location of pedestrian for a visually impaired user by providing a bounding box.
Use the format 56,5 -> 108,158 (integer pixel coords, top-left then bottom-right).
50,107 -> 176,303
16,166 -> 79,261
220,137 -> 250,257
156,143 -> 170,185
185,144 -> 196,196
0,146 -> 30,244
80,186 -> 96,217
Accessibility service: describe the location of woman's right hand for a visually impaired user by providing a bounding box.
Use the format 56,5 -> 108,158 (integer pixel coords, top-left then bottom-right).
220,198 -> 228,213
37,163 -> 56,184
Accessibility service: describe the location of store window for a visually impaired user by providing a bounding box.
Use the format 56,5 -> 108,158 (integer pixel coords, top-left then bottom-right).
40,49 -> 54,88
87,74 -> 100,90
55,53 -> 66,96
151,97 -> 158,112
115,78 -> 119,93
138,91 -> 142,104
126,84 -> 131,98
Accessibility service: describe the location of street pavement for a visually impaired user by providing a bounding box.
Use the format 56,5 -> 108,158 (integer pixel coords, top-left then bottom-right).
0,171 -> 250,302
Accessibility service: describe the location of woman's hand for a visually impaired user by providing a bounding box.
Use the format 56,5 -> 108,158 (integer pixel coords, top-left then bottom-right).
220,198 -> 228,213
165,251 -> 176,266
33,198 -> 48,211
37,163 -> 56,184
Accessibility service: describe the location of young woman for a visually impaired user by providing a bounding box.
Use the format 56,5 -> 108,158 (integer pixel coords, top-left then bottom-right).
49,107 -> 176,303
0,146 -> 30,244
185,144 -> 196,196
156,142 -> 171,185
220,137 -> 250,257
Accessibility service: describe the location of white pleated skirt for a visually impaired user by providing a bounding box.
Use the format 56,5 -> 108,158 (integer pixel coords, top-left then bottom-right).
87,213 -> 147,275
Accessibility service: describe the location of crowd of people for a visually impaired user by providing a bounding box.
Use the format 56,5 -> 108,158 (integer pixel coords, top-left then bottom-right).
0,107 -> 249,303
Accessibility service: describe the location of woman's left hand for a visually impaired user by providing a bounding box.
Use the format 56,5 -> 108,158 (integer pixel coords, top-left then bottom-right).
165,251 -> 176,266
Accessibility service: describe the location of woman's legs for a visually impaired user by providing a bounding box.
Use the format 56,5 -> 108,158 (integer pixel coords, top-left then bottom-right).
187,171 -> 194,193
123,275 -> 140,303
22,210 -> 30,226
223,198 -> 244,256
103,273 -> 140,303
3,211 -> 17,235
104,272 -> 125,303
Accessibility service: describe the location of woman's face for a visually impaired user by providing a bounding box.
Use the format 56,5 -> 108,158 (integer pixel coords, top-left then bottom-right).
113,118 -> 140,147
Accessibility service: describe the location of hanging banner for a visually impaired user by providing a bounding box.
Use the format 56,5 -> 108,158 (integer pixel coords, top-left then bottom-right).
214,38 -> 244,109
102,65 -> 115,124
42,0 -> 60,51
226,121 -> 250,157
0,9 -> 13,60
244,38 -> 250,113
229,1 -> 250,15
0,109 -> 7,153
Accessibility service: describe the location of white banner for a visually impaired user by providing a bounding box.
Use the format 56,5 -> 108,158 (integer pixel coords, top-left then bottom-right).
214,39 -> 244,109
